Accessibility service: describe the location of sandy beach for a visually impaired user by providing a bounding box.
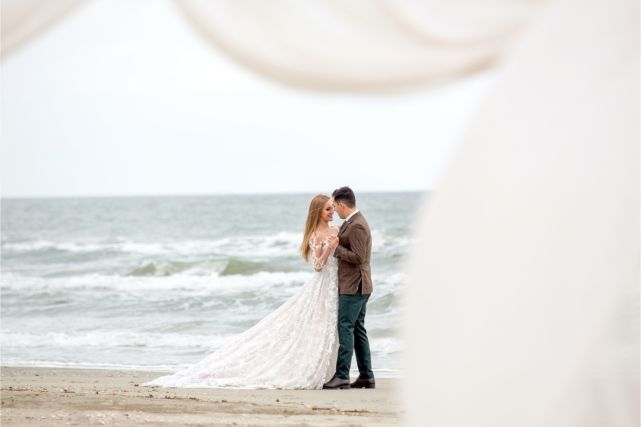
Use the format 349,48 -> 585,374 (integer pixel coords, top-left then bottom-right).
1,366 -> 401,426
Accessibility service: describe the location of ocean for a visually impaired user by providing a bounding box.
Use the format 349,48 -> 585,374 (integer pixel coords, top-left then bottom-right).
1,192 -> 424,378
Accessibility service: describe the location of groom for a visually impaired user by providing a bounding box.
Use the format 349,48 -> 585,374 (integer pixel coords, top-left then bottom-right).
323,186 -> 375,390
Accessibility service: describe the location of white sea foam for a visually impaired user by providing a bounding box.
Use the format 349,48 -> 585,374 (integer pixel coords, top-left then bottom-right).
0,232 -> 304,257
0,359 -> 182,372
2,330 -> 400,352
0,329 -> 231,349
0,271 -> 313,292
1,230 -> 410,257
1,333 -> 402,377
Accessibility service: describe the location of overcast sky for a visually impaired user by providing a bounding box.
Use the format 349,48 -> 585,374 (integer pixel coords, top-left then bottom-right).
1,0 -> 496,198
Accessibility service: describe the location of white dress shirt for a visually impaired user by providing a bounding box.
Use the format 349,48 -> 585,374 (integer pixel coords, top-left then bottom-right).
345,208 -> 360,222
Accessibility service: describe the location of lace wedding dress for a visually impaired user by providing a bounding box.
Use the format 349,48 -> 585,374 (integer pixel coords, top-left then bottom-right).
141,227 -> 339,389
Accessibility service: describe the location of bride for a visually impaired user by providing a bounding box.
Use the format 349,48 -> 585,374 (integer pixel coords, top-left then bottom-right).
142,194 -> 341,389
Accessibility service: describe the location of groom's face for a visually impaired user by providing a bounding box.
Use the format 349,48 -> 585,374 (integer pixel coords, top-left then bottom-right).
332,198 -> 347,219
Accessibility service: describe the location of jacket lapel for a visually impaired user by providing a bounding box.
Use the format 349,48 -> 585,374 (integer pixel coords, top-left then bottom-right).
339,211 -> 360,237
339,220 -> 349,237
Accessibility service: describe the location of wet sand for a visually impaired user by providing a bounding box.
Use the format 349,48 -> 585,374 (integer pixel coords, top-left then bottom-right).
1,366 -> 401,426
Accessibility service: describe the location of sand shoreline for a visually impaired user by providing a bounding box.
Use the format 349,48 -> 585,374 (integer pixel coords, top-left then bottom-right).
1,366 -> 401,426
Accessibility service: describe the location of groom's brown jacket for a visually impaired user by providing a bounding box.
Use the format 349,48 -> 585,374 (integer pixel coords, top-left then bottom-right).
333,211 -> 373,295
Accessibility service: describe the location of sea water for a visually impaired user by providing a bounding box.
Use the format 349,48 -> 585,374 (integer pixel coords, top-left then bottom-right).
1,192 -> 425,377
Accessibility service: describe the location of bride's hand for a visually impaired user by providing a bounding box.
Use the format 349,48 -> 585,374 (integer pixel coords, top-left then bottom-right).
328,235 -> 339,249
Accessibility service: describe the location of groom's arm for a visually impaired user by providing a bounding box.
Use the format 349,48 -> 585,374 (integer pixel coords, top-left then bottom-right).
334,224 -> 367,265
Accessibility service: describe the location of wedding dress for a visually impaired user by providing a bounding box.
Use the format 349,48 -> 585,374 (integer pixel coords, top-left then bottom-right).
141,227 -> 339,389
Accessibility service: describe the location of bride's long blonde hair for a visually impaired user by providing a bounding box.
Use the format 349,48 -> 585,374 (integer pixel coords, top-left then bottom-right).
300,194 -> 330,262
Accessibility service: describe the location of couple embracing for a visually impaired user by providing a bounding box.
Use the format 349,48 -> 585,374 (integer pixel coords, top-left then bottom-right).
142,186 -> 375,390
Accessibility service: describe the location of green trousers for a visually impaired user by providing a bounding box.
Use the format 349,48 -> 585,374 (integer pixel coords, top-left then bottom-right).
335,288 -> 374,380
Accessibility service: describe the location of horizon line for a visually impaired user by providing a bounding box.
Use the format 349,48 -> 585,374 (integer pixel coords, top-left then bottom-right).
0,189 -> 430,200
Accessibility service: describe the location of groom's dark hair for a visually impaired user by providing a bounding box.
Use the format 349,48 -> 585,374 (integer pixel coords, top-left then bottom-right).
332,186 -> 356,208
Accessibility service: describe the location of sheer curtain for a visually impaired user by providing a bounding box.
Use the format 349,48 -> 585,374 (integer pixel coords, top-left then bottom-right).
402,0 -> 639,425
2,0 -> 542,92
0,0 -> 85,57
174,0 -> 542,92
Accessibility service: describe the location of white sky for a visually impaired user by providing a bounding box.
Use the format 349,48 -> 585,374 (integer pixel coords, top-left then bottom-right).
1,0 -> 497,198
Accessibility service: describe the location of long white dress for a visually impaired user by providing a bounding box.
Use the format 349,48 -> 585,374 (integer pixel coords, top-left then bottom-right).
141,227 -> 340,389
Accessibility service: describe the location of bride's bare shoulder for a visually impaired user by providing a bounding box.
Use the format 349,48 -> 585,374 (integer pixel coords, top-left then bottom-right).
314,225 -> 338,242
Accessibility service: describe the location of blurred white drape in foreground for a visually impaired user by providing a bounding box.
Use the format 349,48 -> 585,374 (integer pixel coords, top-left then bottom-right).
402,0 -> 640,424
0,0 -> 85,57
175,0 -> 542,92
2,0 -> 543,92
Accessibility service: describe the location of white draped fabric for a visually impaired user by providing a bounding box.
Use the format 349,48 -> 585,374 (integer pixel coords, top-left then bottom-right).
402,0 -> 639,424
175,0 -> 542,92
1,0 -> 543,91
0,0 -> 85,57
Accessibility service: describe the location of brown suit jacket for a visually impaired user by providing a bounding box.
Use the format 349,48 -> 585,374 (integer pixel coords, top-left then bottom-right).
333,211 -> 373,295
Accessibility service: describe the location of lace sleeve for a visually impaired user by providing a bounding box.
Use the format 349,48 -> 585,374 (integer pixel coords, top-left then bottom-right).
310,232 -> 335,272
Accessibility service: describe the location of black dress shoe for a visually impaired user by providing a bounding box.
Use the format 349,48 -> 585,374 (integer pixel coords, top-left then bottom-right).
350,376 -> 375,389
322,375 -> 350,389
